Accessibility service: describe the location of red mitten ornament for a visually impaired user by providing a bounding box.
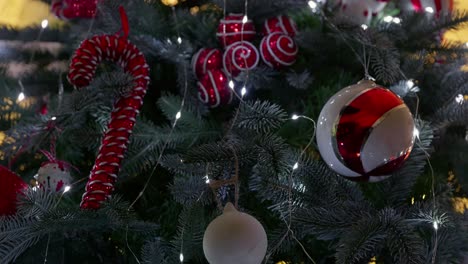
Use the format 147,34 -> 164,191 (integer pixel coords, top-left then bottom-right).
192,48 -> 223,79
197,70 -> 233,108
262,15 -> 298,37
0,166 -> 27,216
217,14 -> 256,47
223,41 -> 259,78
68,7 -> 150,209
400,0 -> 453,16
51,0 -> 98,20
316,80 -> 415,182
260,32 -> 298,69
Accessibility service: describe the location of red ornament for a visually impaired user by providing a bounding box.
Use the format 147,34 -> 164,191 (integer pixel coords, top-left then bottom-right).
401,0 -> 453,16
217,14 -> 256,47
262,15 -> 298,37
260,32 -> 298,69
0,166 -> 27,216
339,0 -> 372,25
316,80 -> 415,182
197,70 -> 233,108
366,0 -> 390,17
68,7 -> 150,210
192,48 -> 223,79
51,0 -> 98,20
223,41 -> 259,78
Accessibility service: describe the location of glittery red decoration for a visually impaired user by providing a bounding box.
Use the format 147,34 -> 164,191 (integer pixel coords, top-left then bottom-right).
223,41 -> 259,78
51,0 -> 98,20
192,48 -> 223,79
262,15 -> 298,37
197,70 -> 233,108
216,14 -> 256,47
0,166 -> 27,216
260,32 -> 298,69
68,30 -> 150,209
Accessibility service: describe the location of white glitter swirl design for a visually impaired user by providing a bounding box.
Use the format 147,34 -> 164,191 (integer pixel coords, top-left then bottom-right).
223,41 -> 259,76
260,32 -> 298,67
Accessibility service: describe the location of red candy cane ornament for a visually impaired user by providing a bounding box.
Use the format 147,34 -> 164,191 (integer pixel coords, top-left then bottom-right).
68,7 -> 150,209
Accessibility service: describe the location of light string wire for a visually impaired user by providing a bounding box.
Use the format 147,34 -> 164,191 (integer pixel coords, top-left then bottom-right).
43,234 -> 51,264
16,16 -> 50,110
124,6 -> 190,263
126,225 -> 141,264
127,5 -> 188,210
206,1 -> 317,262
316,2 -> 441,262
204,0 -> 251,211
396,50 -> 439,264
264,115 -> 317,264
41,11 -> 99,262
317,8 -> 370,78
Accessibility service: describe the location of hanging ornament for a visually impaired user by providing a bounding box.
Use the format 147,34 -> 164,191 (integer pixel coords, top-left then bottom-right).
338,0 -> 372,25
260,32 -> 298,69
223,41 -> 259,78
316,80 -> 415,182
366,0 -> 390,17
217,14 -> 256,47
51,0 -> 98,20
192,48 -> 223,80
262,15 -> 298,37
197,69 -> 233,108
400,0 -> 453,17
68,7 -> 150,209
35,163 -> 73,193
0,166 -> 27,216
203,203 -> 268,264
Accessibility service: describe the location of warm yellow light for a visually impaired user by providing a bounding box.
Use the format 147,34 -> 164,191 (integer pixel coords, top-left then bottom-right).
369,256 -> 377,264
190,6 -> 199,15
444,1 -> 468,43
161,0 -> 178,6
0,0 -> 61,29
453,197 -> 468,214
0,131 -> 5,145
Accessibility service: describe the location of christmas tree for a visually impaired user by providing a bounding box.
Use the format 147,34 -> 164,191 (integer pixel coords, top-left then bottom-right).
0,0 -> 467,263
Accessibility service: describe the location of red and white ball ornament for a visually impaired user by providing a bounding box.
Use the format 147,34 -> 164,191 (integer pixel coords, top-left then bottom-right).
197,69 -> 233,108
260,32 -> 298,69
338,0 -> 372,25
51,0 -> 98,20
400,0 -> 453,16
192,48 -> 223,80
203,203 -> 268,264
0,166 -> 27,216
316,80 -> 415,182
262,15 -> 298,37
367,0 -> 390,17
223,41 -> 259,78
35,163 -> 73,193
217,14 -> 256,47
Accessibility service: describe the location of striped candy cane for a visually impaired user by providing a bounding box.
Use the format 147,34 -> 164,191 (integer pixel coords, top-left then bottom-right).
68,7 -> 150,209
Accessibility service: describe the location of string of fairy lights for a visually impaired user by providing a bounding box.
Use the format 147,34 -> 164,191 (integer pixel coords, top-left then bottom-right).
306,1 -> 463,263
8,0 -> 467,263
